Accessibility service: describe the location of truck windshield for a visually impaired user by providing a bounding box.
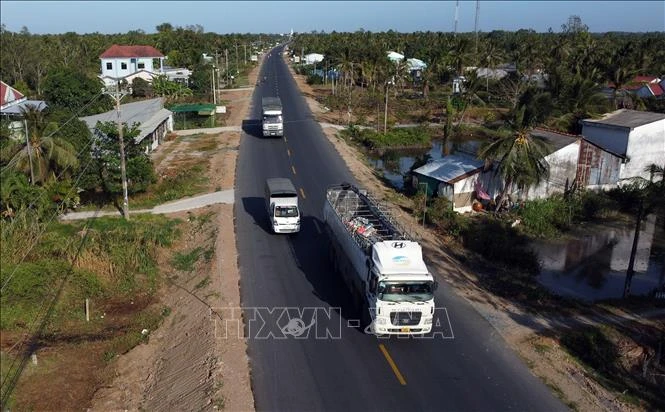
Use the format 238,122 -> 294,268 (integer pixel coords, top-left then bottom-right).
378,281 -> 434,302
263,115 -> 282,124
275,206 -> 298,218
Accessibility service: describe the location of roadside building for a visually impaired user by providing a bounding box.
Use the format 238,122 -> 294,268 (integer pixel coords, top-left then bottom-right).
580,109 -> 665,185
79,97 -> 173,154
99,44 -> 191,87
0,80 -> 48,139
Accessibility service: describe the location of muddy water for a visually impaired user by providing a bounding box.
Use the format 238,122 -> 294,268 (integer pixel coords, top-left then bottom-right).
368,140 -> 484,190
533,214 -> 665,302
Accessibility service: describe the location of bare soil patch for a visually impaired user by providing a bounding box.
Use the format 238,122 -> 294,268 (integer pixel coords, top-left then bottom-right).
87,59 -> 262,411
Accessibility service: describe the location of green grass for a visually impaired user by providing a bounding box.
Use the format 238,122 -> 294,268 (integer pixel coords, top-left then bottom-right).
341,125 -> 434,149
130,164 -> 209,209
171,247 -> 204,272
0,214 -> 181,333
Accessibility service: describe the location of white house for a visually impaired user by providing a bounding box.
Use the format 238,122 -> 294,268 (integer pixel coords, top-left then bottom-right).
99,45 -> 165,86
99,45 -> 192,87
411,129 -> 581,212
304,53 -> 324,65
580,109 -> 665,183
79,98 -> 173,154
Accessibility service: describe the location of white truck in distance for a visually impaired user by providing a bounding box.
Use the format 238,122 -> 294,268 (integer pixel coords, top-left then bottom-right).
262,97 -> 283,137
323,183 -> 437,335
265,178 -> 300,234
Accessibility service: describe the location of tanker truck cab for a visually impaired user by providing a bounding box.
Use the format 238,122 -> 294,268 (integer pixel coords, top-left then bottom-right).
366,240 -> 437,335
265,178 -> 300,234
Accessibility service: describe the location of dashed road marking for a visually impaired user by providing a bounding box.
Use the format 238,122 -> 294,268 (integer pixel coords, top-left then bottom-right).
291,166 -> 297,175
299,188 -> 306,199
379,344 -> 407,386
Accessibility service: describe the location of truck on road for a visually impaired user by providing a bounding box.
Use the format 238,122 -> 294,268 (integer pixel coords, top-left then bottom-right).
262,97 -> 283,137
323,183 -> 437,335
265,178 -> 300,234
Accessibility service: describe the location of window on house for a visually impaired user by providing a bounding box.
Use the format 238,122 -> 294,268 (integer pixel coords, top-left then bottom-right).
138,62 -> 145,69
106,62 -> 112,70
121,62 -> 127,70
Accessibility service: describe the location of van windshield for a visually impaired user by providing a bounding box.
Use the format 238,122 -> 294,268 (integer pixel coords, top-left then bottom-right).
275,206 -> 298,218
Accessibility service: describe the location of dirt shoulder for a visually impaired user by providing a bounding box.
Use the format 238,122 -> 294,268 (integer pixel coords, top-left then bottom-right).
89,61 -> 261,411
284,54 -> 659,412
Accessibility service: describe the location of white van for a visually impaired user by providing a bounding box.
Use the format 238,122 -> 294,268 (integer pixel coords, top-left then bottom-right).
265,178 -> 300,234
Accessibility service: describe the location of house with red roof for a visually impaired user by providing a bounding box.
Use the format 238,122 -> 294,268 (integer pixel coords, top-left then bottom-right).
1,80 -> 48,139
99,44 -> 191,87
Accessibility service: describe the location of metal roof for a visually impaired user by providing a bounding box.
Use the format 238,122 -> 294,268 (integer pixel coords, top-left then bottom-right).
582,109 -> 665,129
79,98 -> 172,144
1,100 -> 48,115
412,153 -> 484,184
266,178 -> 297,195
169,103 -> 216,113
530,128 -> 579,153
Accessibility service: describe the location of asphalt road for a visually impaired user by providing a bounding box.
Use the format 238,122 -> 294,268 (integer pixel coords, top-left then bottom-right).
234,46 -> 567,412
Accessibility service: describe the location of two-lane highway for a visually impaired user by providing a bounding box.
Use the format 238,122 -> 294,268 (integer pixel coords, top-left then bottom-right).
234,47 -> 566,411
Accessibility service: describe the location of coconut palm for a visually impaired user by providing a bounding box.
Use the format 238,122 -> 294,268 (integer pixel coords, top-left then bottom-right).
477,122 -> 552,211
8,105 -> 78,184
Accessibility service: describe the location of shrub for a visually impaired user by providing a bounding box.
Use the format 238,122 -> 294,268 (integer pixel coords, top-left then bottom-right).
461,216 -> 541,274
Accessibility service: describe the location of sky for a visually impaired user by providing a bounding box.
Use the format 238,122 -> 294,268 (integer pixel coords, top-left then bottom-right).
1,1 -> 664,35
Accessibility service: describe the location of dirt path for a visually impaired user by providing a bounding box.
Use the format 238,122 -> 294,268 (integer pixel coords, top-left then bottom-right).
89,60 -> 261,412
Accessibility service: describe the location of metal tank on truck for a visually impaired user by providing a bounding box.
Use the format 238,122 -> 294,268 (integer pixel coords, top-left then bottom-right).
262,96 -> 283,137
323,183 -> 437,335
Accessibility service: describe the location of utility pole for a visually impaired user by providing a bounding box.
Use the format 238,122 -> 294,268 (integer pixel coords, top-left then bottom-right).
225,49 -> 229,85
384,83 -> 389,134
211,65 -> 217,105
244,43 -> 247,63
104,81 -> 130,220
474,0 -> 480,61
454,0 -> 459,37
23,119 -> 35,185
235,43 -> 239,74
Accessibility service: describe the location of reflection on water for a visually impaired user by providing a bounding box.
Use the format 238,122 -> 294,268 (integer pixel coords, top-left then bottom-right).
533,214 -> 665,302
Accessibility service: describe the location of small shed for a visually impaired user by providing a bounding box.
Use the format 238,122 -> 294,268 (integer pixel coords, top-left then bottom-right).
411,153 -> 495,212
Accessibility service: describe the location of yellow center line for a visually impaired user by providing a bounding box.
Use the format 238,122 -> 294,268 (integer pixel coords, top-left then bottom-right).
300,188 -> 306,199
287,149 -> 291,157
291,165 -> 296,175
379,344 -> 407,386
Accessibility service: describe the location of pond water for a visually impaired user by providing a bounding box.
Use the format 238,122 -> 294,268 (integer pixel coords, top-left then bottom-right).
532,214 -> 665,302
366,139 -> 665,302
368,140 -> 478,190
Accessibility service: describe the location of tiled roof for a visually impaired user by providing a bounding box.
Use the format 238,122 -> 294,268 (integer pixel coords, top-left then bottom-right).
646,83 -> 664,97
100,44 -> 164,59
0,80 -> 25,107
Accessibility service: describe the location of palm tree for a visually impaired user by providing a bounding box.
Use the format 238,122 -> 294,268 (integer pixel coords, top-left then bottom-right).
477,123 -> 552,211
622,163 -> 665,297
8,105 -> 78,184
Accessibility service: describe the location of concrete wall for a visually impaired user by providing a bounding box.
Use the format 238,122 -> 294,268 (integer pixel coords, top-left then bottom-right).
525,142 -> 580,200
101,57 -> 156,80
623,120 -> 665,181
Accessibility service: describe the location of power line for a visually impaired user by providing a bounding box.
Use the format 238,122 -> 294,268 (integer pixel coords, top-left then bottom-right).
1,91 -> 105,175
0,208 -> 100,408
0,153 -> 97,293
